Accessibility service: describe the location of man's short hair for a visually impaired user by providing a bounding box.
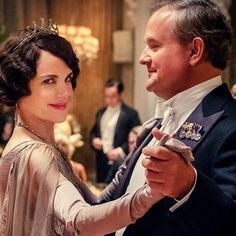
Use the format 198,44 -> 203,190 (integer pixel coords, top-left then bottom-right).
105,78 -> 124,94
150,0 -> 232,70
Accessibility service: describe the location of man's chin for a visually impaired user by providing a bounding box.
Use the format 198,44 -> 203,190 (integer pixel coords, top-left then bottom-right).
146,79 -> 155,92
146,85 -> 153,92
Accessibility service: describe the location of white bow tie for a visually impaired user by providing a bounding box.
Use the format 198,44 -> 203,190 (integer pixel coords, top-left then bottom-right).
160,106 -> 175,133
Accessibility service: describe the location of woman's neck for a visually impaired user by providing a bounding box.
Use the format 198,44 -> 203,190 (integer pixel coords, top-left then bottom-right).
15,108 -> 55,145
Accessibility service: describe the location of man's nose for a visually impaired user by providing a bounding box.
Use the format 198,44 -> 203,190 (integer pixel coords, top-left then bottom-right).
139,53 -> 151,65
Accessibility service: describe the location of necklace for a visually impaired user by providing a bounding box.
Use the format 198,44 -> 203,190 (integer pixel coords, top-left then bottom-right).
15,121 -> 57,148
16,121 -> 81,184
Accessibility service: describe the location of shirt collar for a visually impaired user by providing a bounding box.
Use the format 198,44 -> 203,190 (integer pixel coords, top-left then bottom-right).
154,75 -> 222,118
107,102 -> 122,112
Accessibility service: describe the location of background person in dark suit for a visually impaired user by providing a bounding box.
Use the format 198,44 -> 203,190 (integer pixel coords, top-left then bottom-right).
0,108 -> 14,156
99,1 -> 236,235
230,83 -> 236,99
90,78 -> 141,184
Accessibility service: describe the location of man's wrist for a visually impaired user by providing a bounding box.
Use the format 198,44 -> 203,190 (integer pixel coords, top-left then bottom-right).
169,168 -> 197,212
176,166 -> 196,200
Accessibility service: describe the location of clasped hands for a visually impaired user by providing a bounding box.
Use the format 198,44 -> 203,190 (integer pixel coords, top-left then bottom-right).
142,128 -> 196,199
92,138 -> 122,160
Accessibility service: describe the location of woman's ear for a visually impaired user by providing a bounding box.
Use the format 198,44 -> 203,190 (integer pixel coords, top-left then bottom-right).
189,37 -> 205,66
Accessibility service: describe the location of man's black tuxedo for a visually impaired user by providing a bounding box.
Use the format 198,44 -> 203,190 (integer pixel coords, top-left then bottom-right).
90,103 -> 140,183
103,84 -> 236,235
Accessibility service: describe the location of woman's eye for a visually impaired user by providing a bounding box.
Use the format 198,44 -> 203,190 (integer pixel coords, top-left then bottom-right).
43,78 -> 55,84
65,74 -> 73,83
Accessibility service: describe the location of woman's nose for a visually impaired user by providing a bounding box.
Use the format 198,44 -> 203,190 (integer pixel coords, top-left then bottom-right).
56,84 -> 68,97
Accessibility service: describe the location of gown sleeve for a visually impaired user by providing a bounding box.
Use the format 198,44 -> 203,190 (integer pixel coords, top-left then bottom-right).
54,179 -> 162,236
16,142 -> 162,235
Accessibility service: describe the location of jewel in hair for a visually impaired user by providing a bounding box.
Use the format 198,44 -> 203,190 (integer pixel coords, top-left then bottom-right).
14,18 -> 59,51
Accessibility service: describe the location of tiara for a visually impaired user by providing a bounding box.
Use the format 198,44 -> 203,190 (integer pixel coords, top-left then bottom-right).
13,18 -> 59,51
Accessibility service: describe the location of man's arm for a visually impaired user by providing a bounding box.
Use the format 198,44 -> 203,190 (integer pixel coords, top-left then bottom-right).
142,128 -> 236,235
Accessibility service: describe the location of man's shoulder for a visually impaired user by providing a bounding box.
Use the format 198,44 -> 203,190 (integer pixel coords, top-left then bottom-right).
96,107 -> 107,115
121,103 -> 138,113
202,83 -> 236,115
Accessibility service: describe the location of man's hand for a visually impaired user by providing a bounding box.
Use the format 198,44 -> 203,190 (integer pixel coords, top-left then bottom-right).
107,148 -> 121,160
142,128 -> 196,199
92,137 -> 103,150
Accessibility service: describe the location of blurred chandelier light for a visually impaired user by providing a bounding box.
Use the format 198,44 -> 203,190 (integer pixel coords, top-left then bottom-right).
58,25 -> 99,60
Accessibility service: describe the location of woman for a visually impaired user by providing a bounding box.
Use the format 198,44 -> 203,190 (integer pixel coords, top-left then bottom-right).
0,19 -> 163,235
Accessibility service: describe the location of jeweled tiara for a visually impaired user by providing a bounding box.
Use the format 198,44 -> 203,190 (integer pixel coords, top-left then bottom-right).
13,18 -> 59,51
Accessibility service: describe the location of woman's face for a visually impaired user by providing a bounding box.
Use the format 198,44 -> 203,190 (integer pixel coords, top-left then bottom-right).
18,50 -> 74,124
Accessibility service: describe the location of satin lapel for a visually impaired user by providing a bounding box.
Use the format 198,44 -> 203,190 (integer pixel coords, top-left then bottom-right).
114,107 -> 125,137
174,102 -> 224,151
112,118 -> 163,199
97,108 -> 106,136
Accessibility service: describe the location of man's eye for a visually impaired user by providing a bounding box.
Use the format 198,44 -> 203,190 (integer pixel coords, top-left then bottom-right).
43,78 -> 54,84
149,44 -> 159,49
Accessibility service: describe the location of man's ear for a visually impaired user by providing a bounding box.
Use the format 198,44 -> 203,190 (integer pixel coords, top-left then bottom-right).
189,37 -> 205,66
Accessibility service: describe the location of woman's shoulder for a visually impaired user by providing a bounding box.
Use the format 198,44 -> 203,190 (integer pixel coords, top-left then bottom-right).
3,140 -> 56,156
0,140 -> 62,185
23,140 -> 58,153
4,140 -> 60,169
24,140 -> 60,160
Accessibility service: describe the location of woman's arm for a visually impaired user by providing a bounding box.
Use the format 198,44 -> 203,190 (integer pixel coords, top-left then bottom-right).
54,179 -> 163,236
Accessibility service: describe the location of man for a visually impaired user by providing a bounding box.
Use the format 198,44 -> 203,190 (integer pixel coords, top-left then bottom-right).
90,78 -> 141,184
230,83 -> 236,99
0,108 -> 14,156
101,1 -> 236,235
127,126 -> 142,153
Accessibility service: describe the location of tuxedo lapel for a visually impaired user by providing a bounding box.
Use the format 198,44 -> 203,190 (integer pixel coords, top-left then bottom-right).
97,108 -> 106,136
112,118 -> 162,199
114,106 -> 125,136
174,104 -> 224,151
174,84 -> 230,151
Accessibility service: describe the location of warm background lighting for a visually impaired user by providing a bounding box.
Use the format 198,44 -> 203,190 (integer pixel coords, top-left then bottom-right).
58,25 -> 99,60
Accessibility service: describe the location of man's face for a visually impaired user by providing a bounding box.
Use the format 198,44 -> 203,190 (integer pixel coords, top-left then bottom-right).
139,7 -> 193,100
128,131 -> 137,152
231,84 -> 236,100
104,86 -> 122,107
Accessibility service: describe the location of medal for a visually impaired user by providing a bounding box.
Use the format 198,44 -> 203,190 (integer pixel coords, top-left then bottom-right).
179,121 -> 203,141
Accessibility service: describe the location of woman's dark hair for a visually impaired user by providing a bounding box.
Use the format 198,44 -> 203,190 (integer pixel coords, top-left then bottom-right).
0,23 -> 80,106
105,78 -> 124,94
150,0 -> 232,70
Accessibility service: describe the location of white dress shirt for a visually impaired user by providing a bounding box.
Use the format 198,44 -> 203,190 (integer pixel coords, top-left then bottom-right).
100,103 -> 121,154
115,76 -> 222,235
